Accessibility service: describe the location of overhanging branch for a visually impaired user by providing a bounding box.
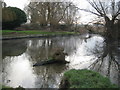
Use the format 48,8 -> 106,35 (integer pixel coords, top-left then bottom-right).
78,8 -> 102,17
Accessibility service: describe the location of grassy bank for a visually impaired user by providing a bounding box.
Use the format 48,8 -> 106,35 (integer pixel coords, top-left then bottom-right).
59,69 -> 118,88
1,30 -> 79,36
0,84 -> 12,89
0,84 -> 25,89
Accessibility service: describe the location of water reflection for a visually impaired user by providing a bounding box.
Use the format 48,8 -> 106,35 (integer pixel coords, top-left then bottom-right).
2,53 -> 36,88
89,39 -> 120,86
33,64 -> 68,88
2,39 -> 27,59
66,35 -> 104,69
2,35 -> 120,88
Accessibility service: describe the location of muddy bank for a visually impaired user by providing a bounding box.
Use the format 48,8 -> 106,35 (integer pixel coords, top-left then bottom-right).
2,34 -> 80,40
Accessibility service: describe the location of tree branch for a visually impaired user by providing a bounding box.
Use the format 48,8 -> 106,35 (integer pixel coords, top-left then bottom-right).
78,8 -> 102,17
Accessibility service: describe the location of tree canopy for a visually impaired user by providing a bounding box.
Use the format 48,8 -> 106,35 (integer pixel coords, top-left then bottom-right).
2,7 -> 27,30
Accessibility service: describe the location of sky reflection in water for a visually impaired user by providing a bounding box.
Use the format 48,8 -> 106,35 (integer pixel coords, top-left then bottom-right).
2,35 -> 119,88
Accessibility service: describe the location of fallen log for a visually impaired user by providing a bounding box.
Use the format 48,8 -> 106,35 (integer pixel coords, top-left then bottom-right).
33,60 -> 69,67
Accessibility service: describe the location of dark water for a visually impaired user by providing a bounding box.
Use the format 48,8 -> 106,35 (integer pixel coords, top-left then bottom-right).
1,34 -> 120,88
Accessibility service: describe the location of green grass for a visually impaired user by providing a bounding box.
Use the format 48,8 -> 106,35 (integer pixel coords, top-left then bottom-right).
1,30 -> 79,36
0,84 -> 25,89
0,84 -> 12,89
63,69 -> 118,88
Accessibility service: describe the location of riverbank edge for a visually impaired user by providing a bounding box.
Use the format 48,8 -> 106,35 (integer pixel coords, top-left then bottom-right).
59,69 -> 118,89
1,33 -> 81,40
2,69 -> 118,89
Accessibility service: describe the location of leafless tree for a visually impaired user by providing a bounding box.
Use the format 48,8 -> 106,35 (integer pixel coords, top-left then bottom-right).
0,0 -> 6,8
79,0 -> 120,40
77,1 -> 120,86
25,1 -> 79,29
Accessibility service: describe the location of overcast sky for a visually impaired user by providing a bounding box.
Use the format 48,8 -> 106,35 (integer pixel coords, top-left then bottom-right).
4,0 -> 29,10
3,0 -> 96,24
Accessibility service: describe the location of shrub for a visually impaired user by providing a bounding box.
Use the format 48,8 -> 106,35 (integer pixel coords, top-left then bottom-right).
2,7 -> 27,30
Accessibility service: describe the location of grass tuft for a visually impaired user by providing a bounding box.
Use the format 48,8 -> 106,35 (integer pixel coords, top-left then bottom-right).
63,69 -> 118,88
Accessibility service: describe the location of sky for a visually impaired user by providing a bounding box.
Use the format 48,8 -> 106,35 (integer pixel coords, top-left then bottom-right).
4,0 -> 29,10
3,0 -> 96,24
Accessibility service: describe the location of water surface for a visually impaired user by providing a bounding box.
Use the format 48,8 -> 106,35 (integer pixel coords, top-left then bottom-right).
2,34 -> 120,88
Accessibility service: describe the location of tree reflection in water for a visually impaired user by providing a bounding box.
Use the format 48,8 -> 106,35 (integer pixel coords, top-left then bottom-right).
26,36 -> 79,88
88,38 -> 120,86
33,64 -> 68,88
2,39 -> 27,59
2,35 -> 120,88
26,35 -> 120,87
26,36 -> 80,63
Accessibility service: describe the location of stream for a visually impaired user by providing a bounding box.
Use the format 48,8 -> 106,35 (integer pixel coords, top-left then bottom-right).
1,34 -> 120,88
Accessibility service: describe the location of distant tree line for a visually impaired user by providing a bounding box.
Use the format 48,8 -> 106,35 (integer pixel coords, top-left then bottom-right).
1,0 -> 79,30
24,1 -> 79,30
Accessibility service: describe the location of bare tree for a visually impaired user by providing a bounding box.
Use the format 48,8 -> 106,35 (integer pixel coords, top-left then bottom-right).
80,0 -> 120,86
0,0 -> 6,8
25,1 -> 79,29
64,3 -> 79,28
79,0 -> 120,40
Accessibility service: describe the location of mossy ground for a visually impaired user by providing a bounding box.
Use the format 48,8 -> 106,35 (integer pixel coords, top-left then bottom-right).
62,69 -> 118,88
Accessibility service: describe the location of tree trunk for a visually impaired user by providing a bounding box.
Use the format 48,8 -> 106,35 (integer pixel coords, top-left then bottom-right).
104,16 -> 117,41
